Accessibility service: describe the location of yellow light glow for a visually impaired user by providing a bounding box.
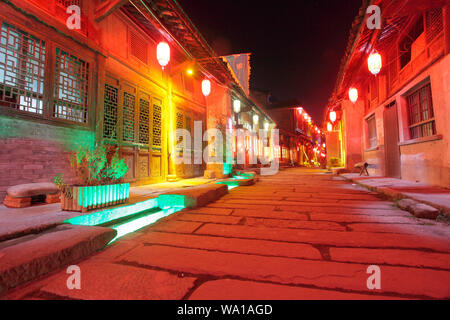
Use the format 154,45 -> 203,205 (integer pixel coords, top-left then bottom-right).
186,69 -> 194,75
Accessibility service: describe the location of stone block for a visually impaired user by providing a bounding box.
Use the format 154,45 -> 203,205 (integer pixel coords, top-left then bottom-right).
3,195 -> 31,208
410,203 -> 440,220
203,170 -> 215,179
45,193 -> 60,204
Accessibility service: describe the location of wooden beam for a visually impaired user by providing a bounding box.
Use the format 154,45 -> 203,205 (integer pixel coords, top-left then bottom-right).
95,0 -> 129,23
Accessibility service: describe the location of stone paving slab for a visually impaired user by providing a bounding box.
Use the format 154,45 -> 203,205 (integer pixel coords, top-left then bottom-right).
4,167 -> 450,300
38,261 -> 196,300
138,231 -> 322,260
177,213 -> 244,225
0,224 -> 116,295
188,279 -> 407,300
121,245 -> 450,298
195,224 -> 450,252
329,247 -> 450,270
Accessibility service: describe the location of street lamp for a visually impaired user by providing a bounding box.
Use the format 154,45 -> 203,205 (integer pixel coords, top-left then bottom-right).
253,114 -> 259,125
233,100 -> 241,113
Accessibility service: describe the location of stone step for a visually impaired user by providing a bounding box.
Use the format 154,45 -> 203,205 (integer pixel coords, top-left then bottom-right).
0,224 -> 116,295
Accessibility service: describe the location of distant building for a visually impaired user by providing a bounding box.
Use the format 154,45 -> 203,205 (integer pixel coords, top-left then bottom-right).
252,90 -> 325,167
326,0 -> 449,187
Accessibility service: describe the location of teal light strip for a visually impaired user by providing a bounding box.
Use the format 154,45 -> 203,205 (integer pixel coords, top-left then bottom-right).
65,198 -> 159,226
109,207 -> 184,244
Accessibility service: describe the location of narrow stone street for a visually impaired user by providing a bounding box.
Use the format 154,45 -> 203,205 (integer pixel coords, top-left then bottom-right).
5,168 -> 450,300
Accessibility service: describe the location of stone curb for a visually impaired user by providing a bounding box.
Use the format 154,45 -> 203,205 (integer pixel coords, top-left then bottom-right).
157,184 -> 228,209
0,224 -> 116,295
339,175 -> 446,220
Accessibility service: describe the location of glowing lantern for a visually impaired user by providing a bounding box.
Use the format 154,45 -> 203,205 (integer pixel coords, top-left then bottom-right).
201,79 -> 211,97
157,42 -> 170,69
322,143 -> 326,148
349,87 -> 358,103
368,52 -> 382,75
233,100 -> 241,113
264,121 -> 270,131
303,113 -> 308,120
297,107 -> 303,115
253,114 -> 259,125
329,111 -> 336,123
327,122 -> 332,132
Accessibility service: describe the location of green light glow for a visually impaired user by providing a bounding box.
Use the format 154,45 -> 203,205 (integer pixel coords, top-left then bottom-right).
109,207 -> 183,244
65,198 -> 158,226
223,163 -> 233,176
157,194 -> 193,209
216,181 -> 240,190
77,183 -> 129,207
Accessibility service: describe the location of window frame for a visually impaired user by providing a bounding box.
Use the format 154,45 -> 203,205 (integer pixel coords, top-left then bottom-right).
0,17 -> 95,128
405,81 -> 436,139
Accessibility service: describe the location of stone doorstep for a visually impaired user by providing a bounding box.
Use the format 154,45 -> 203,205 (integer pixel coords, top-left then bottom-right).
340,175 -> 448,219
158,184 -> 229,209
0,224 -> 116,295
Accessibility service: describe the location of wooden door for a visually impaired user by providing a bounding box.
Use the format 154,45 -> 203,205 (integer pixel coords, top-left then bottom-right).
383,101 -> 401,178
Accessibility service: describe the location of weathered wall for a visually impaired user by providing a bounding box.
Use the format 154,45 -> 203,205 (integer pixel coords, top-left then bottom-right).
362,50 -> 450,187
0,116 -> 94,202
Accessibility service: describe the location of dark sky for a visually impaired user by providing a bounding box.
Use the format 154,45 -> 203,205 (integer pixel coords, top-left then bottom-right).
179,0 -> 363,123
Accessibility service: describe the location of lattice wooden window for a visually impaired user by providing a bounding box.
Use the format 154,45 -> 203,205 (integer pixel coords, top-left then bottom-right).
103,83 -> 118,140
407,82 -> 436,139
152,98 -> 162,147
426,8 -> 443,44
0,22 -> 46,115
122,91 -> 135,142
176,111 -> 184,130
56,0 -> 81,8
53,48 -> 89,123
130,31 -> 148,64
139,97 -> 150,144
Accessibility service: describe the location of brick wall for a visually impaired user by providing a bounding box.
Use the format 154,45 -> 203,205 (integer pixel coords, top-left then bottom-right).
0,116 -> 95,203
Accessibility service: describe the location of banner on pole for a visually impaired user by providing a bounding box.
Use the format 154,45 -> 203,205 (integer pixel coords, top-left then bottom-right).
221,53 -> 251,96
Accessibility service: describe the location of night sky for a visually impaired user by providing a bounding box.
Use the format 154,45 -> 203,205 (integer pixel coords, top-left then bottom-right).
179,0 -> 363,123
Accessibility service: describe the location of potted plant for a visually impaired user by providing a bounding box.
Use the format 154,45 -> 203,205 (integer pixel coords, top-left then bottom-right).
54,145 -> 129,212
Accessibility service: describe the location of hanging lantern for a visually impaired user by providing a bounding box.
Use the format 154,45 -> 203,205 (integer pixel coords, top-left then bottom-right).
297,107 -> 303,115
368,52 -> 382,75
264,121 -> 270,131
329,111 -> 336,123
201,79 -> 211,97
327,122 -> 332,132
348,87 -> 358,103
233,100 -> 241,113
157,42 -> 170,69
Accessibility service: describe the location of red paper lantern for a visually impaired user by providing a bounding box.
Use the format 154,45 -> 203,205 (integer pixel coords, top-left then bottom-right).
368,52 -> 382,75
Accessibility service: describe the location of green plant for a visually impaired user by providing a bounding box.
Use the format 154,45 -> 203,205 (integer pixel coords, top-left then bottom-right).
53,173 -> 72,199
69,144 -> 128,186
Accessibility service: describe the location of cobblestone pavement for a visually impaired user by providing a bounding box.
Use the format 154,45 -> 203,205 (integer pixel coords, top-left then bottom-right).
4,168 -> 450,300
